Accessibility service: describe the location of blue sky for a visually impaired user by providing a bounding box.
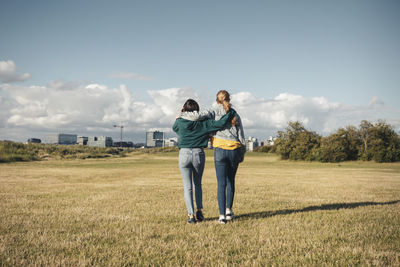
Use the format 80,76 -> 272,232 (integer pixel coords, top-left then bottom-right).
0,0 -> 399,142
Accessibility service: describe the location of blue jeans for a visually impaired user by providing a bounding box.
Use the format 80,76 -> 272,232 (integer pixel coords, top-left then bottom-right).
179,148 -> 205,215
214,147 -> 240,215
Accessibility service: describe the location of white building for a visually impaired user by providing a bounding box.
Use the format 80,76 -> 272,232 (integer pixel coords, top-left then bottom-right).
45,133 -> 77,145
87,136 -> 113,147
146,131 -> 165,147
245,136 -> 259,151
77,136 -> 88,145
263,136 -> 276,146
165,137 -> 178,147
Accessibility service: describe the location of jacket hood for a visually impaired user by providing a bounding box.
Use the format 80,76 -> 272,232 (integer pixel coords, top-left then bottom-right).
179,103 -> 226,121
179,111 -> 202,121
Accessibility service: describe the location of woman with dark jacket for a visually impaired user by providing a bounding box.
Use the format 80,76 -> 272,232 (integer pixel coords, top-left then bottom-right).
173,99 -> 235,224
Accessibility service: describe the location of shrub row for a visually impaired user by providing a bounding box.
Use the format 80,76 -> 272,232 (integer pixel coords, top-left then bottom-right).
270,120 -> 400,162
0,142 -> 127,163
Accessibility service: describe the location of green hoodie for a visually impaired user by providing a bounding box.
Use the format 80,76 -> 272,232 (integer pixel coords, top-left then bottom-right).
172,109 -> 235,148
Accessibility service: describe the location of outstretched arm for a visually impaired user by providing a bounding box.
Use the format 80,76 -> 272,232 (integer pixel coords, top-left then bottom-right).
202,109 -> 235,133
198,108 -> 215,120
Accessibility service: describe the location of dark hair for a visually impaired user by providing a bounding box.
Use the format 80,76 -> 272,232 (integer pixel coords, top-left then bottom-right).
182,99 -> 200,112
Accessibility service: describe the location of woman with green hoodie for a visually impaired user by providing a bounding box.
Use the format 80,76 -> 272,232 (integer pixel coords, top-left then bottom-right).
173,99 -> 235,224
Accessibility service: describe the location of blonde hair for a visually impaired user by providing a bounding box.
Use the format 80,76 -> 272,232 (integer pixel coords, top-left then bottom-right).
216,90 -> 237,126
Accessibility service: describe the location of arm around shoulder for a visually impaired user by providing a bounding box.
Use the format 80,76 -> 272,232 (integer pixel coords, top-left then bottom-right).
202,109 -> 235,132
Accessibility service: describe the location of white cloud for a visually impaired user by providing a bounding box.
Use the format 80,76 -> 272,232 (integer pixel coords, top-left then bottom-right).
231,92 -> 340,131
148,87 -> 197,117
230,92 -> 399,137
368,96 -> 384,107
1,81 -> 399,142
0,60 -> 31,83
47,79 -> 82,91
110,72 -> 153,81
0,82 -> 195,141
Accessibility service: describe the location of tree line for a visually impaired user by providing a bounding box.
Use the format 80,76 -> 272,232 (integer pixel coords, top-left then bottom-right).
0,141 -> 126,163
256,120 -> 400,163
0,141 -> 180,163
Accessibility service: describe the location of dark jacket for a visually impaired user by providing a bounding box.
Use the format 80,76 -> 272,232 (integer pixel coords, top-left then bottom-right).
172,109 -> 235,148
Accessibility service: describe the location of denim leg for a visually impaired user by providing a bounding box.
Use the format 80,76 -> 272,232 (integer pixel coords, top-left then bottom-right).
179,165 -> 195,215
226,149 -> 239,209
179,149 -> 195,215
214,148 -> 228,215
226,161 -> 238,209
192,149 -> 205,210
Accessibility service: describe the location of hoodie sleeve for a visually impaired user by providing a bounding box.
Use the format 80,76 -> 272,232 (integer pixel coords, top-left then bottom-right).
172,119 -> 179,133
201,109 -> 235,133
236,114 -> 246,144
198,108 -> 215,120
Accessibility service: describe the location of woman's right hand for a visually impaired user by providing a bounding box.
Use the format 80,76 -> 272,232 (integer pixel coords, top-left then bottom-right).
231,116 -> 238,126
176,108 -> 184,119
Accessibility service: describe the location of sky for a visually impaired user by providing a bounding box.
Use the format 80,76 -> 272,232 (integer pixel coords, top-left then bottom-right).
0,0 -> 399,143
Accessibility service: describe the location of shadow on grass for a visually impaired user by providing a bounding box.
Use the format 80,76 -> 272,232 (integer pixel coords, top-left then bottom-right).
204,200 -> 400,221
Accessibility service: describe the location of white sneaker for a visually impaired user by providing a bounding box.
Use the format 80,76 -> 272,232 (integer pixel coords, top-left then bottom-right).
218,215 -> 227,224
226,210 -> 234,221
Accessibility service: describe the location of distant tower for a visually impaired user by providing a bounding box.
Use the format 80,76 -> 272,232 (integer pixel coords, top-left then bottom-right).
45,133 -> 77,145
146,131 -> 165,147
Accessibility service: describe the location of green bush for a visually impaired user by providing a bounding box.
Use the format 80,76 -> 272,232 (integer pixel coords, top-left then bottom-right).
0,142 -> 128,163
360,121 -> 400,162
0,141 -> 39,163
274,120 -> 400,162
274,121 -> 321,161
254,145 -> 275,153
317,127 -> 361,162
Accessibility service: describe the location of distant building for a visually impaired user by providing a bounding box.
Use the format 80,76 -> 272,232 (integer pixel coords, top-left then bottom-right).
87,136 -> 113,147
245,136 -> 259,151
165,137 -> 178,147
45,134 -> 77,145
263,136 -> 276,146
27,138 -> 41,144
146,131 -> 165,147
77,136 -> 88,145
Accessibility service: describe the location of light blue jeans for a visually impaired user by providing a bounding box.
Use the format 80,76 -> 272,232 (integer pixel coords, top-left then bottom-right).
179,148 -> 205,215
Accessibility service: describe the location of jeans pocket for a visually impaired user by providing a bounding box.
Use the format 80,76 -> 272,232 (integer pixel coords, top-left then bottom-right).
179,151 -> 191,167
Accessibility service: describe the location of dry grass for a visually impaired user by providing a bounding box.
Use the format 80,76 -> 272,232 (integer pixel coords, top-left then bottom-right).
0,151 -> 399,266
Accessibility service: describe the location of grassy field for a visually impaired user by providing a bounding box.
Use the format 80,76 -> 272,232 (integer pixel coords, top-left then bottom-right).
0,151 -> 399,266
